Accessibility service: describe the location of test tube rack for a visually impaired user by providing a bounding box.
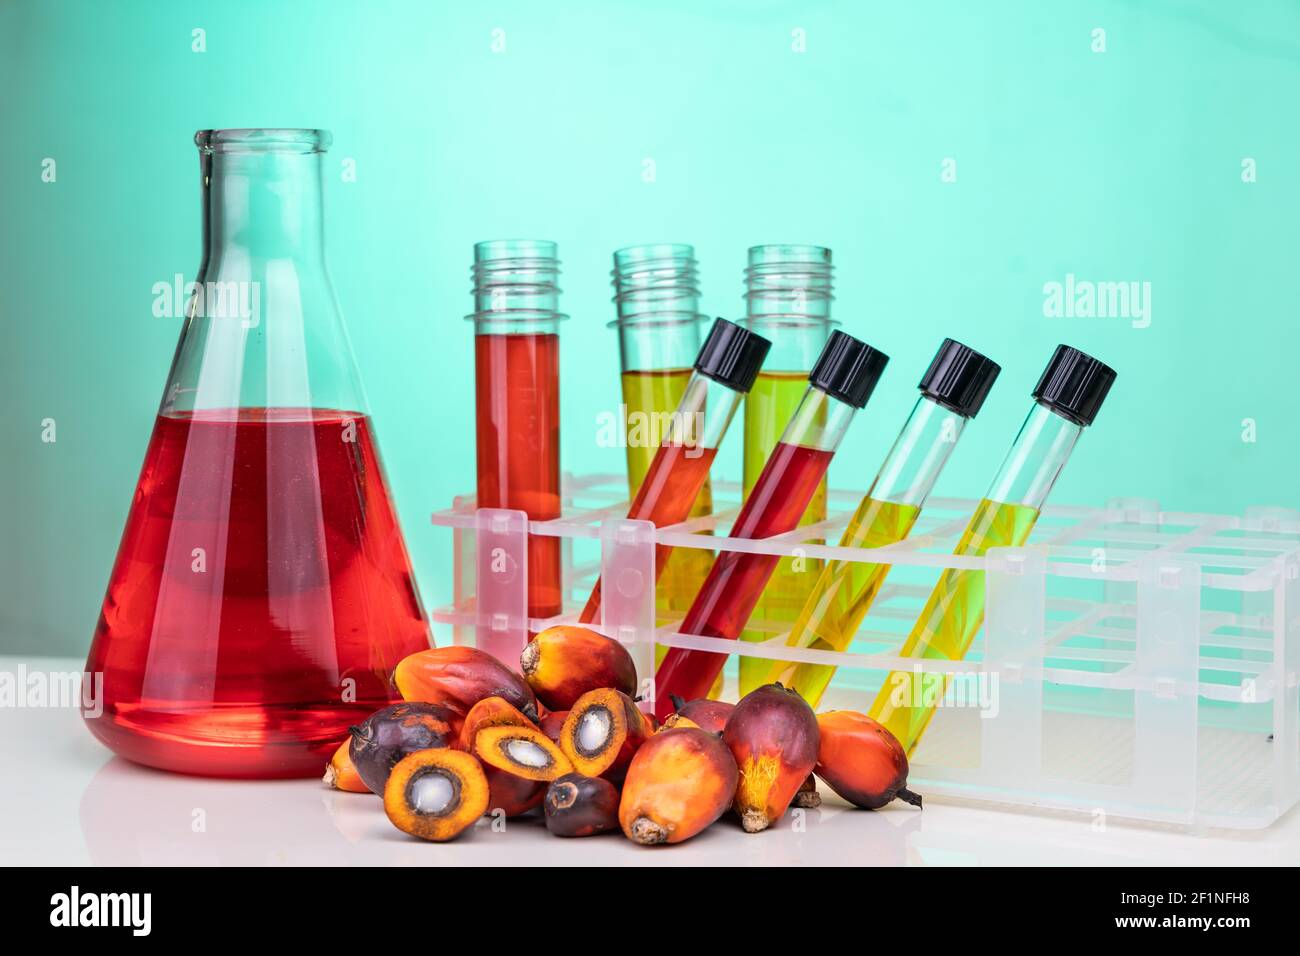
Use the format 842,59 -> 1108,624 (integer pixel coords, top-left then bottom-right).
431,474 -> 1300,831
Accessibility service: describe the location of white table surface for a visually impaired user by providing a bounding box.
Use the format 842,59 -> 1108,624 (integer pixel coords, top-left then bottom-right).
4,656 -> 1296,866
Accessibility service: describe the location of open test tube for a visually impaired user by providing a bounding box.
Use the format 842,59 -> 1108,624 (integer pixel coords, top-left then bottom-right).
868,345 -> 1117,755
653,331 -> 890,720
610,244 -> 715,616
580,318 -> 770,625
766,339 -> 1002,706
738,244 -> 837,692
471,239 -> 565,621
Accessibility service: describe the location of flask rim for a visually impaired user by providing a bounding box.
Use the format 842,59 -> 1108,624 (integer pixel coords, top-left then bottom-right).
195,129 -> 332,154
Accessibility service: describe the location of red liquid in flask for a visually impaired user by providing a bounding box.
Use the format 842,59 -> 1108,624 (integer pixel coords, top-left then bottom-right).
475,332 -> 562,619
654,441 -> 833,717
84,408 -> 431,778
580,442 -> 719,624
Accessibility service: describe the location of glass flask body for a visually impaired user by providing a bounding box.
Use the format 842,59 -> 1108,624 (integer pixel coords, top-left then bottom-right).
84,130 -> 431,778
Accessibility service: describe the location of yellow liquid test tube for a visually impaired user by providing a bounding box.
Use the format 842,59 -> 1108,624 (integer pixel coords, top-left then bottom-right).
737,245 -> 835,695
768,340 -> 1001,706
621,366 -> 715,613
622,366 -> 695,492
869,346 -> 1117,756
609,245 -> 714,622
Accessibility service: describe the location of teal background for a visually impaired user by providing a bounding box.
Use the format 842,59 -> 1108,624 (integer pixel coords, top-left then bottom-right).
2,0 -> 1298,657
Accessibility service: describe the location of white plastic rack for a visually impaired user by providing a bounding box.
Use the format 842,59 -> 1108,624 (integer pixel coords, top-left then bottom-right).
431,474 -> 1300,830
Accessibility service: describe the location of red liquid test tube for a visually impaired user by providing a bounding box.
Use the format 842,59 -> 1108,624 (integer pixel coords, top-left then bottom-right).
471,240 -> 565,620
653,331 -> 889,719
580,318 -> 771,624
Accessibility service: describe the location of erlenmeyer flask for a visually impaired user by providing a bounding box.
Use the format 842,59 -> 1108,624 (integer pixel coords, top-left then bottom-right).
84,129 -> 431,778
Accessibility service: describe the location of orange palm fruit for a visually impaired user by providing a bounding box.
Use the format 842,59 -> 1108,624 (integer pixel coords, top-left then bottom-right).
394,646 -> 538,723
458,696 -> 546,817
384,749 -> 489,842
322,739 -> 369,793
666,694 -> 733,734
558,687 -> 650,780
722,683 -> 820,833
619,727 -> 739,845
459,696 -> 537,750
814,710 -> 922,810
521,625 -> 638,711
473,724 -> 574,782
658,713 -> 700,731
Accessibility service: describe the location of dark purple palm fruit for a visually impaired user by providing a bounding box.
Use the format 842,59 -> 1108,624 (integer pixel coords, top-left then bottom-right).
348,702 -> 456,793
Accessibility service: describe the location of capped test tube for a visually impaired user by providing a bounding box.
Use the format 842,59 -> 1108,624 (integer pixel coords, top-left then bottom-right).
610,244 -> 714,614
868,345 -> 1117,755
654,331 -> 890,719
471,240 -> 565,620
580,318 -> 771,625
766,339 -> 1001,707
738,244 -> 837,692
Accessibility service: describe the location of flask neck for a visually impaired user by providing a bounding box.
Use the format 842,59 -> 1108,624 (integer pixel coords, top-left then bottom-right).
201,146 -> 327,266
164,130 -> 368,418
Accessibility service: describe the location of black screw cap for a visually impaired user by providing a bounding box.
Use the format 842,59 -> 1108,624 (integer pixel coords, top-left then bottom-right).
918,339 -> 1001,419
808,330 -> 889,409
1032,344 -> 1117,427
694,317 -> 772,393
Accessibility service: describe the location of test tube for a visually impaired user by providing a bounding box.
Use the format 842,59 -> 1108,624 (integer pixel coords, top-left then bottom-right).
610,244 -> 714,615
653,331 -> 890,720
580,318 -> 771,624
471,239 -> 565,620
766,339 -> 1002,707
738,244 -> 836,692
868,345 -> 1117,755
